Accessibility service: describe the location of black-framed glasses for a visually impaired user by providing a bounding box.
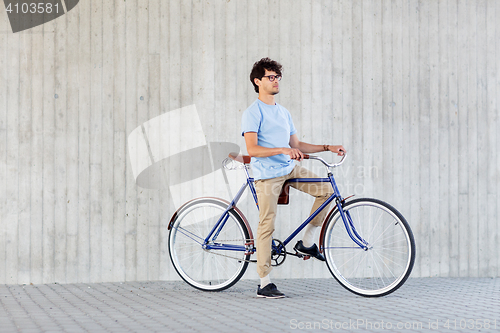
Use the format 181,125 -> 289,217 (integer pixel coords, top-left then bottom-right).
262,75 -> 282,82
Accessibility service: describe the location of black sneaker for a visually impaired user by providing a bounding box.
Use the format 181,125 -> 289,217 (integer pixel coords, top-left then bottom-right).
257,283 -> 285,299
294,240 -> 326,261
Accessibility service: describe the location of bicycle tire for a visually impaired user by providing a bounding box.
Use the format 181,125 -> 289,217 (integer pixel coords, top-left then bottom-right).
168,198 -> 250,291
322,198 -> 415,297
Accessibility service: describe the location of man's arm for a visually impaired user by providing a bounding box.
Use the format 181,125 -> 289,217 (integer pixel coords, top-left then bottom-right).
289,134 -> 346,156
244,132 -> 304,160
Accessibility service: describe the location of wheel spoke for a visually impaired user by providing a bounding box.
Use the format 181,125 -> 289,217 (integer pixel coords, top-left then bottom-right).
181,251 -> 204,274
376,246 -> 409,255
344,251 -> 366,280
365,208 -> 385,243
372,231 -> 406,245
332,247 -> 365,271
370,250 -> 384,289
373,250 -> 407,270
371,222 -> 401,245
174,226 -> 205,244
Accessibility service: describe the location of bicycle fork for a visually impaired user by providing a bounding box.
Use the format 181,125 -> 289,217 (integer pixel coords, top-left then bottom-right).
328,172 -> 369,251
336,200 -> 370,250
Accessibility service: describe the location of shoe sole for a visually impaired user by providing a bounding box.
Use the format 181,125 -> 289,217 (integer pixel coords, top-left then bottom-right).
257,294 -> 286,299
294,249 -> 325,262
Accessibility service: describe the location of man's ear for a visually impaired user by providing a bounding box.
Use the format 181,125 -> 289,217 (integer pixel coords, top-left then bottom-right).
254,77 -> 261,87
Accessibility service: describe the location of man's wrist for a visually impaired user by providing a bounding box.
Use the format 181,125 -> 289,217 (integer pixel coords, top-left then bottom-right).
323,144 -> 329,151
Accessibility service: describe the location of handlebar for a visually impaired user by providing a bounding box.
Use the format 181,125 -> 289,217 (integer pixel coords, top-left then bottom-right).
226,151 -> 347,170
303,151 -> 347,169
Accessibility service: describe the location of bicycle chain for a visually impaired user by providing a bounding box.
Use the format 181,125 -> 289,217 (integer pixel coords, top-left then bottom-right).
201,246 -> 311,263
202,239 -> 291,266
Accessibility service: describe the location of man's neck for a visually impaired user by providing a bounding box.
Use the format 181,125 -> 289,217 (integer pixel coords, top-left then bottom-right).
258,94 -> 275,105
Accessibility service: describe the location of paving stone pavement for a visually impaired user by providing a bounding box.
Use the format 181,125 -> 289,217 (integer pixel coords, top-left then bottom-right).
0,277 -> 499,333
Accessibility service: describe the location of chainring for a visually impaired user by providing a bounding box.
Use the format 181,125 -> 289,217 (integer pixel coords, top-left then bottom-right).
271,239 -> 287,266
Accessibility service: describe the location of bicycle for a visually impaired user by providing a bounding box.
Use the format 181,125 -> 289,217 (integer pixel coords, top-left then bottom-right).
167,152 -> 415,297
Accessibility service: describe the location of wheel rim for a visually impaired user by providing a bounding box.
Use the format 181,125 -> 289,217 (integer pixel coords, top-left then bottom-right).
169,201 -> 248,291
324,201 -> 414,296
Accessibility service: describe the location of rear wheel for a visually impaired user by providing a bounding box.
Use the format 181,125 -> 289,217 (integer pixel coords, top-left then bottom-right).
322,198 -> 415,297
168,198 -> 250,291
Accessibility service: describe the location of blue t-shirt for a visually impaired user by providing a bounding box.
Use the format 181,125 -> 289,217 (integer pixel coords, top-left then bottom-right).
241,99 -> 297,180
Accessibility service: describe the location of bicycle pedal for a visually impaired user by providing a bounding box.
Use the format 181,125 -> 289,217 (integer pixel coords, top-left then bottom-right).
293,251 -> 311,260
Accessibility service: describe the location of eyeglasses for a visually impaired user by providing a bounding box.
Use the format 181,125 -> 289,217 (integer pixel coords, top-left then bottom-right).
262,75 -> 282,82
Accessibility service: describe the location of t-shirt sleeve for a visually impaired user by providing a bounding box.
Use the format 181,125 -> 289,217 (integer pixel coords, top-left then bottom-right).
287,110 -> 297,136
241,107 -> 261,136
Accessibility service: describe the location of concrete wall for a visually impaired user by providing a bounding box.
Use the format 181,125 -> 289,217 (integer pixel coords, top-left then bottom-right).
0,0 -> 499,284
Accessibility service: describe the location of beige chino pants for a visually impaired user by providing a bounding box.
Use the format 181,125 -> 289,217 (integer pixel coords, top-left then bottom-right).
254,165 -> 334,278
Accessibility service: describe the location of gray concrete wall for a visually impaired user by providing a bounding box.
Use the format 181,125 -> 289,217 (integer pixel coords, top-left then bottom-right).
0,0 -> 498,284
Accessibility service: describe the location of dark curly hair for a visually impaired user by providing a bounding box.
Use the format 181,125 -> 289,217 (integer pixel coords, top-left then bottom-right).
249,57 -> 283,93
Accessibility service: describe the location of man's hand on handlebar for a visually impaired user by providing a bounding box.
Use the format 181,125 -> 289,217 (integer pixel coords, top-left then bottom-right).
283,145 -> 345,161
328,145 -> 346,156
282,148 -> 304,161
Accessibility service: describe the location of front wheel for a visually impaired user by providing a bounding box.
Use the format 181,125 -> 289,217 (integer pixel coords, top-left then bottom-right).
168,198 -> 250,291
322,198 -> 415,297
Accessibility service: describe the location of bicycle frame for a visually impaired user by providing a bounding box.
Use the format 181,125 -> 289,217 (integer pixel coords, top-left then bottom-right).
204,154 -> 369,254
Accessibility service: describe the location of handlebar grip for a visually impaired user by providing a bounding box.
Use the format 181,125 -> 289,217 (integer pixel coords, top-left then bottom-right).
303,154 -> 310,159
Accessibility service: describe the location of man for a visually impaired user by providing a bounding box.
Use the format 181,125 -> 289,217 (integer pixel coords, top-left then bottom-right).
241,58 -> 346,298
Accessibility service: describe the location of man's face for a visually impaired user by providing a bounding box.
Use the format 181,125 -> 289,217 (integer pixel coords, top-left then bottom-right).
255,69 -> 280,96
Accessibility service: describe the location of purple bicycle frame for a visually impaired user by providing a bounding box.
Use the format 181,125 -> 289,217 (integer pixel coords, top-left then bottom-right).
204,171 -> 368,253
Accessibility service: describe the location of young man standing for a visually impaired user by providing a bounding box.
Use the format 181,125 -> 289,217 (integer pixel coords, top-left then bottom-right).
241,58 -> 346,298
